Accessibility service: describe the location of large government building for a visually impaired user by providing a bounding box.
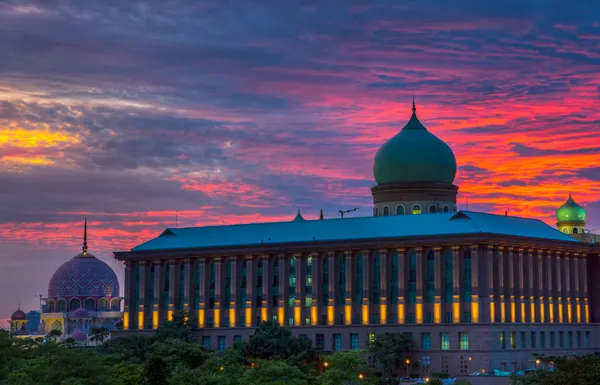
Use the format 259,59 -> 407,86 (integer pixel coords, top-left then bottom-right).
114,102 -> 600,376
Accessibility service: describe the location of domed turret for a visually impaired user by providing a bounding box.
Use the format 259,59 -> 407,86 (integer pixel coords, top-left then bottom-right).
11,308 -> 26,321
556,193 -> 586,235
371,98 -> 459,216
373,101 -> 457,185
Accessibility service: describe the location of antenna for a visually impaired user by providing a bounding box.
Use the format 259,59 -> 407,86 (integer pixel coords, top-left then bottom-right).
82,217 -> 88,254
175,210 -> 178,228
339,207 -> 360,219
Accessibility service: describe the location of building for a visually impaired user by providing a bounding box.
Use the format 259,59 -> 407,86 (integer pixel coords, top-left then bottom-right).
26,310 -> 41,334
9,307 -> 28,335
114,102 -> 600,376
40,218 -> 123,341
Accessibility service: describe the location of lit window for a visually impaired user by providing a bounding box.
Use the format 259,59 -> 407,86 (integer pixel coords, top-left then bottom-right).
459,332 -> 469,350
412,205 -> 422,215
333,334 -> 342,351
440,332 -> 450,350
422,333 -> 431,351
500,332 -> 506,349
351,333 -> 359,350
510,331 -> 516,349
369,333 -> 376,343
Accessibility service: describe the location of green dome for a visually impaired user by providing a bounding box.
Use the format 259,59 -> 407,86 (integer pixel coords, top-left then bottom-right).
373,103 -> 457,185
556,194 -> 586,223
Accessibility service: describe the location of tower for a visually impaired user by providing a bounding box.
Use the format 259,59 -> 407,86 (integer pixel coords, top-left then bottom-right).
556,193 -> 586,235
371,99 -> 458,216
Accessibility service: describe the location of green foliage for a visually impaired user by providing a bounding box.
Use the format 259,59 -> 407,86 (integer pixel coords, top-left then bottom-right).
367,333 -> 416,376
149,338 -> 211,370
432,372 -> 449,378
316,351 -> 376,385
242,360 -> 313,385
99,335 -> 155,363
142,356 -> 168,385
47,328 -> 62,341
510,354 -> 600,385
154,310 -> 195,342
89,328 -> 110,344
428,378 -> 444,385
109,361 -> 143,385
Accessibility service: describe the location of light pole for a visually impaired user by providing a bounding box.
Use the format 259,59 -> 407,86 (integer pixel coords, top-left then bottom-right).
405,358 -> 410,378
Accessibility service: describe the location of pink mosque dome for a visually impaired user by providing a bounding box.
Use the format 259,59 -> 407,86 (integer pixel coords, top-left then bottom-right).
72,307 -> 90,319
72,329 -> 88,342
10,308 -> 26,321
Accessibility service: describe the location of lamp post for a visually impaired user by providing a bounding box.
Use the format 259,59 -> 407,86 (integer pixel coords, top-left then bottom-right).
535,359 -> 540,370
405,358 -> 410,378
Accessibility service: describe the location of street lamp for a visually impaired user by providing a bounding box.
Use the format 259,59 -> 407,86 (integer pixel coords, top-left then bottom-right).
535,359 -> 541,370
405,358 -> 411,378
323,361 -> 329,368
358,373 -> 364,380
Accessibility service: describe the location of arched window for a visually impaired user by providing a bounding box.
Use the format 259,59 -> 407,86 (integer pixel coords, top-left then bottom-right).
412,205 -> 422,215
57,299 -> 66,312
51,320 -> 62,330
396,205 -> 405,215
98,298 -> 108,311
573,228 -> 579,234
383,206 -> 390,216
443,205 -> 449,212
47,300 -> 55,313
429,204 -> 437,213
69,298 -> 81,311
84,298 -> 95,311
111,298 -> 120,311
374,207 -> 379,216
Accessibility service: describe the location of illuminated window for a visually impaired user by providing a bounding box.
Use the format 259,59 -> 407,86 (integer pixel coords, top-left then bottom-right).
369,333 -> 376,343
429,204 -> 437,213
440,332 -> 450,350
350,333 -> 359,350
459,332 -> 469,350
383,206 -> 390,216
397,205 -> 405,215
422,333 -> 431,351
306,256 -> 313,306
500,332 -> 506,349
412,205 -> 422,215
289,257 -> 296,309
333,334 -> 342,351
510,331 -> 516,349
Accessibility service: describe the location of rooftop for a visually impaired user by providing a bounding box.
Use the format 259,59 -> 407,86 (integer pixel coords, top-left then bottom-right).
128,211 -> 579,253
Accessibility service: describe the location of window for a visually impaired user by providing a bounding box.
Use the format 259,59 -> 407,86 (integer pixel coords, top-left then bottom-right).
500,332 -> 506,349
350,333 -> 359,350
289,257 -> 296,310
408,250 -> 417,305
443,205 -> 449,212
209,260 -> 215,309
577,331 -> 582,348
355,254 -> 363,305
369,333 -> 376,343
178,263 -> 185,310
164,263 -> 170,310
573,228 -> 579,234
422,333 -> 431,351
256,259 -> 263,308
224,260 -> 231,310
305,256 -> 313,307
339,255 -> 346,305
373,253 -> 381,305
194,261 -> 201,308
426,250 -> 435,304
568,331 -> 573,348
322,257 -> 328,305
531,332 -> 536,349
391,251 -> 398,305
316,334 -> 325,348
586,331 -> 591,348
383,206 -> 390,216
374,207 -> 379,216
520,331 -> 526,349
412,205 -> 422,215
333,334 -> 342,351
445,312 -> 452,324
444,249 -> 453,303
396,205 -> 405,215
440,332 -> 450,350
559,331 -> 564,348
203,336 -> 210,349
429,204 -> 437,213
459,332 -> 469,350
218,336 -> 226,352
427,312 -> 433,324
234,335 -> 242,344
510,331 -> 516,349
540,331 -> 545,348
550,332 -> 555,348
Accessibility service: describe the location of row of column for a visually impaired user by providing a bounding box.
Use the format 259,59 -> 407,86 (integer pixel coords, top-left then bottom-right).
122,246 -> 589,330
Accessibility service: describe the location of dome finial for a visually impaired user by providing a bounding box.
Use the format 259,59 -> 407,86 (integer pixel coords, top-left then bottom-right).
82,217 -> 88,254
412,90 -> 416,113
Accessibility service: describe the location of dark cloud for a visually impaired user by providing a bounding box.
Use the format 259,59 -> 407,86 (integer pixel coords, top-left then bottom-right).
578,167 -> 600,181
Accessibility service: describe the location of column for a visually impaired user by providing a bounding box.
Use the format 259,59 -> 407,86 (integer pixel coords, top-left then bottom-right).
138,261 -> 146,330
380,249 -> 388,325
327,251 -> 336,326
123,261 -> 132,330
168,260 -> 176,321
416,248 -> 424,324
310,252 -> 320,326
582,255 -> 589,323
261,254 -> 271,323
564,253 -> 571,323
344,250 -> 353,325
536,250 -> 545,323
361,249 -> 372,325
278,253 -> 288,326
470,246 -> 480,323
452,246 -> 460,323
517,248 -> 525,323
229,256 -> 238,327
184,258 -> 192,313
546,252 -> 554,323
246,255 -> 255,327
153,261 -> 162,329
198,258 -> 207,328
214,257 -> 223,328
433,247 -> 442,324
397,248 -> 406,324
486,245 -> 495,323
508,247 -> 515,323
294,253 -> 305,326
573,253 -> 581,323
497,247 -> 506,323
555,252 -> 563,323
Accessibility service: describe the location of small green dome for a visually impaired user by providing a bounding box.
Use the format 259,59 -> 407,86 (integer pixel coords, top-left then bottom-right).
292,209 -> 305,221
373,102 -> 457,185
556,194 -> 586,223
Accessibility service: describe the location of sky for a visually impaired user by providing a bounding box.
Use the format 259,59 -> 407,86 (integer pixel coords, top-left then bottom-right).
1,0 -> 600,322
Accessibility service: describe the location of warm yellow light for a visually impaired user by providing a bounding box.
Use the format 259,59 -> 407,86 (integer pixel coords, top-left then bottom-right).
261,307 -> 267,322
138,311 -> 144,330
521,301 -> 526,323
398,304 -> 405,324
586,304 -> 590,323
500,301 -> 506,323
406,359 -> 410,364
511,301 -> 516,323
358,373 -> 364,379
380,303 -> 387,325
220,366 -> 224,371
471,298 -> 479,323
559,303 -> 564,323
425,377 -> 429,383
490,299 -> 495,323
123,312 -> 129,331
323,361 -> 329,368
198,309 -> 205,328
576,301 -> 581,323
294,306 -> 301,326
344,305 -> 352,325
536,359 -> 540,364
468,357 -> 472,361
278,307 -> 285,326
539,302 -> 545,323
167,310 -> 174,321
567,302 -> 572,323
214,309 -> 220,328
327,306 -> 334,326
245,308 -> 252,327
549,301 -> 554,323
452,302 -> 460,323
416,303 -> 423,324
434,303 -> 441,324
530,300 -> 535,323
362,304 -> 369,325
311,306 -> 317,325
229,308 -> 236,327
153,311 -> 159,329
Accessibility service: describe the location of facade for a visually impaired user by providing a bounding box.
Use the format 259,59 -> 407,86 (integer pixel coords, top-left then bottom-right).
114,103 -> 600,376
9,308 -> 28,335
26,310 -> 41,334
40,218 -> 123,341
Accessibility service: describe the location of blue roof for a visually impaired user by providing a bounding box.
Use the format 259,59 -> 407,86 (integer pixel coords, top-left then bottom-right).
130,211 -> 578,252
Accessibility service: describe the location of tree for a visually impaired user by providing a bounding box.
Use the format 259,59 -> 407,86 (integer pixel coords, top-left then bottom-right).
99,335 -> 155,363
510,354 -> 600,385
317,351 -> 375,385
46,329 -> 62,341
149,338 -> 211,370
242,359 -> 312,385
89,327 -> 109,345
154,310 -> 194,342
142,356 -> 169,385
367,333 -> 415,376
109,361 -> 143,385
242,321 -> 316,369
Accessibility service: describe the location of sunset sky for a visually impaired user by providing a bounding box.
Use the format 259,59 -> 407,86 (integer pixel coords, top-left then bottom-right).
1,1 -> 600,321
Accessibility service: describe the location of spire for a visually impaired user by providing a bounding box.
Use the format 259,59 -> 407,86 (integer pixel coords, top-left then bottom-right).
82,217 -> 88,254
319,209 -> 324,220
293,209 -> 305,222
412,90 -> 416,113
